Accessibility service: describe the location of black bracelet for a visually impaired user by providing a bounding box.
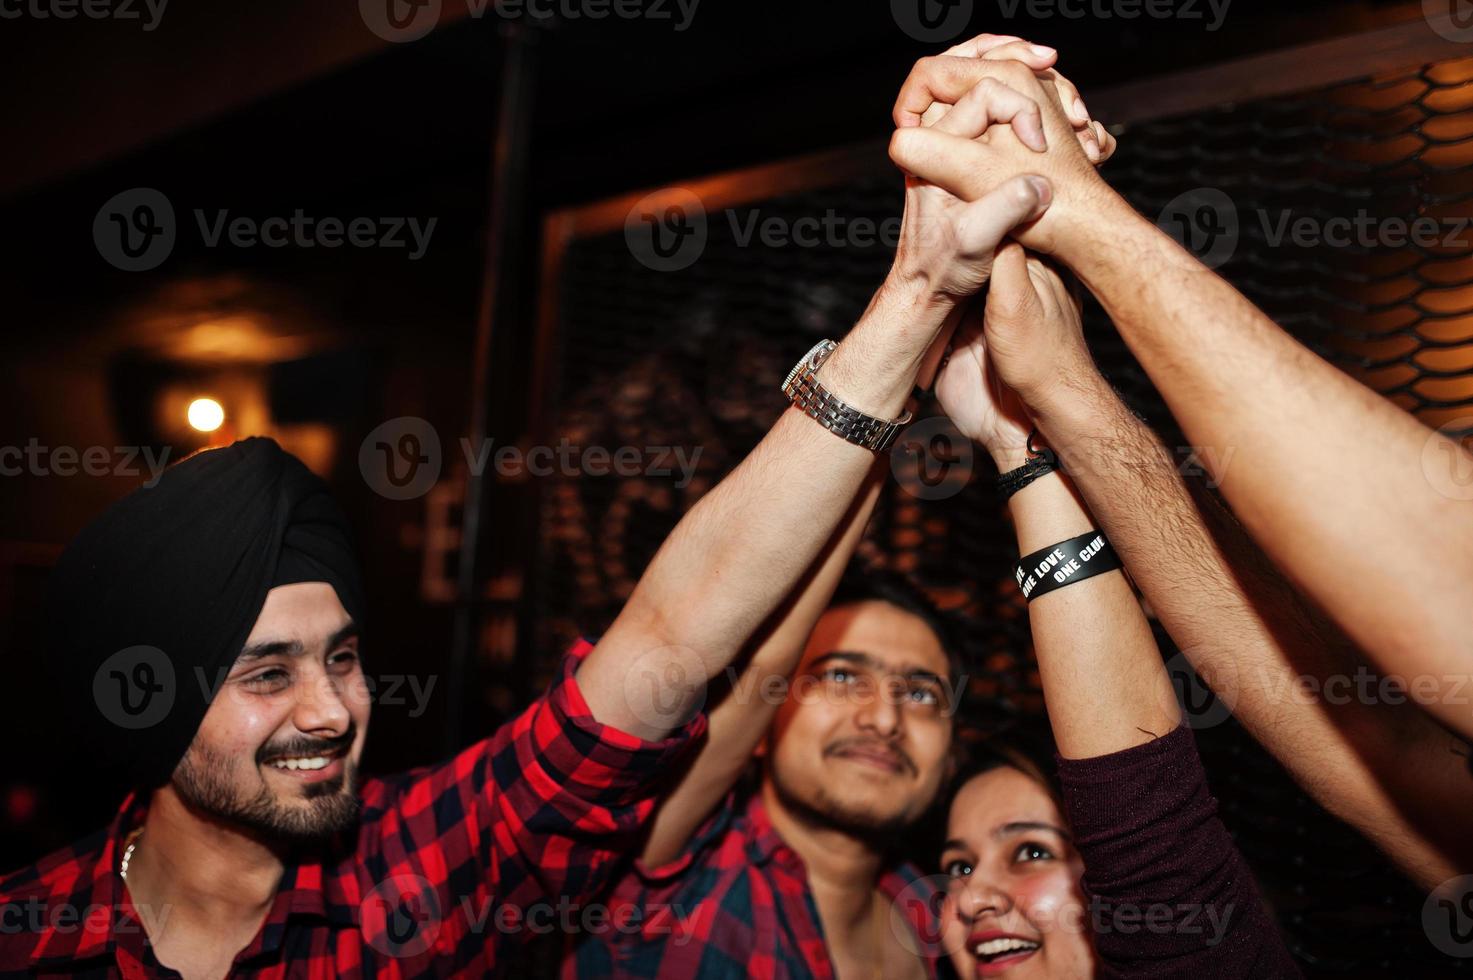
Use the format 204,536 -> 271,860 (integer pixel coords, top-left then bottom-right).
1015,531 -> 1124,601
996,430 -> 1058,502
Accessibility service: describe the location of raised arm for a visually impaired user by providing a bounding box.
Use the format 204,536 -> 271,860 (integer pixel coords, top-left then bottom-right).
935,249 -> 1300,975
637,468 -> 884,868
977,242 -> 1473,885
577,40 -> 1081,741
934,250 -> 1176,757
887,70 -> 1473,740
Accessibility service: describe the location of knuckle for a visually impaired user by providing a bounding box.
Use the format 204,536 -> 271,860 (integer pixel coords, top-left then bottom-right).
963,77 -> 996,107
993,59 -> 1032,85
976,77 -> 1018,109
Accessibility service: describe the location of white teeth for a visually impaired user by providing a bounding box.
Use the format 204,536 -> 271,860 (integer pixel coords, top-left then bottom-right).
975,938 -> 1040,958
270,756 -> 330,771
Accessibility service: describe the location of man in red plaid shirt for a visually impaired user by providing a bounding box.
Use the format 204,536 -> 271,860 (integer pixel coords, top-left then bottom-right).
0,436 -> 715,979
567,554 -> 966,979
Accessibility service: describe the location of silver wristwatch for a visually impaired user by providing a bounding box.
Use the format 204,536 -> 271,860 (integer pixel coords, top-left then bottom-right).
781,340 -> 913,454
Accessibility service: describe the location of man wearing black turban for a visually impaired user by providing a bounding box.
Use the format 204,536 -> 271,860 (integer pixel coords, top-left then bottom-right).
1,437 -> 716,977
0,125 -> 1036,973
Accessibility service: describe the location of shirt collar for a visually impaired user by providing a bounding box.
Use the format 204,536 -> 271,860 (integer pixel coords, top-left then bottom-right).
27,792 -> 141,967
28,791 -> 360,969
740,791 -> 936,895
740,792 -> 943,976
739,791 -> 790,866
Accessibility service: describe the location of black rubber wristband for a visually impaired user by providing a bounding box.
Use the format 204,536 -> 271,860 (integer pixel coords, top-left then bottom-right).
1015,531 -> 1124,601
997,447 -> 1058,502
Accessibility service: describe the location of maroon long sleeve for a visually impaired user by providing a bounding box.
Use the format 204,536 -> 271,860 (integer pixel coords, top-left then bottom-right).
1055,724 -> 1302,978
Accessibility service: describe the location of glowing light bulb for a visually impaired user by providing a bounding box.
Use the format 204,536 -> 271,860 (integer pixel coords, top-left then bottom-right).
187,397 -> 225,432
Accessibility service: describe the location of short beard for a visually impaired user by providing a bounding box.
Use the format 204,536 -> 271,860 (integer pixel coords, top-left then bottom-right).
767,761 -> 913,846
172,741 -> 361,845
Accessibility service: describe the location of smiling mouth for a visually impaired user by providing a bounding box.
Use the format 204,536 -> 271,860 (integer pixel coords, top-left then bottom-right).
830,746 -> 907,773
268,755 -> 335,771
972,936 -> 1041,969
262,747 -> 348,781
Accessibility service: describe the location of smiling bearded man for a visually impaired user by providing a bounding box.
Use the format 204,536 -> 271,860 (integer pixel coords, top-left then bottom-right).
0,437 -> 708,978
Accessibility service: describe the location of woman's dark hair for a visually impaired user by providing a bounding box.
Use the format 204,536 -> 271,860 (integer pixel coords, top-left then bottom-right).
947,725 -> 1066,818
827,565 -> 966,688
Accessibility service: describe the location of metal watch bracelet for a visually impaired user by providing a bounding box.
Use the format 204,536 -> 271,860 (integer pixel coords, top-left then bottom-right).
781,340 -> 913,454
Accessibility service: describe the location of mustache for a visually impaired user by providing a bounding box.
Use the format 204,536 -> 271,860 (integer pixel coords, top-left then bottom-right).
823,736 -> 916,775
257,726 -> 356,764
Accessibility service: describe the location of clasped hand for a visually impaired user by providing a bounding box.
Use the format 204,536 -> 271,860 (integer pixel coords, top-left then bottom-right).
884,34 -> 1116,465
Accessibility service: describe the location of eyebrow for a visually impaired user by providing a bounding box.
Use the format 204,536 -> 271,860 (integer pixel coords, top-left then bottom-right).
939,822 -> 1073,854
809,651 -> 878,672
236,621 -> 359,665
994,821 -> 1071,842
809,650 -> 949,686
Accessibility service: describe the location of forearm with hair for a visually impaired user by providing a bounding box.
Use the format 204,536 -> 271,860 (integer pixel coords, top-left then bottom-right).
1035,381 -> 1473,885
1052,198 -> 1473,739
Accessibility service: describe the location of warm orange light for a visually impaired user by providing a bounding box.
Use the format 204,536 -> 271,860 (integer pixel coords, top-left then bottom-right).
187,397 -> 225,432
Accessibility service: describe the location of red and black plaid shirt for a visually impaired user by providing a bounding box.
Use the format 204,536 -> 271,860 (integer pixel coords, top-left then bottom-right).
564,791 -> 944,979
0,640 -> 704,978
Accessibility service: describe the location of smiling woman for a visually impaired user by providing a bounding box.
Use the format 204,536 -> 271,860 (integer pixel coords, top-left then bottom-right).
939,739 -> 1089,977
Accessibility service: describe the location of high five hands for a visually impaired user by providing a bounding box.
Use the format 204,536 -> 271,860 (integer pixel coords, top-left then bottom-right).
889,36 -> 1115,303
890,35 -> 1116,428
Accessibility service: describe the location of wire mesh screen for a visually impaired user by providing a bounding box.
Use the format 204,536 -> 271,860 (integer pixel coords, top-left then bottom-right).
527,59 -> 1473,973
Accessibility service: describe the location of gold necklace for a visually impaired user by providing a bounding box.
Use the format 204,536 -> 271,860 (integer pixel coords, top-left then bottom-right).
119,827 -> 144,881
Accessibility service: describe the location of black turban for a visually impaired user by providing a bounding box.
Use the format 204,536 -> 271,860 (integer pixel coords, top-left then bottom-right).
46,437 -> 365,788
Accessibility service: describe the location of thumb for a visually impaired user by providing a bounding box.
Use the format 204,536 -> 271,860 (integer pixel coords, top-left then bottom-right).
986,242 -> 1038,321
956,176 -> 1052,260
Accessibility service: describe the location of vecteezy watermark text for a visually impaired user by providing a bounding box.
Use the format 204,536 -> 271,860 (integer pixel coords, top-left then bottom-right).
1160,187 -> 1473,269
360,872 -> 698,958
994,0 -> 1231,30
0,440 -> 171,484
94,188 -> 437,272
360,417 -> 703,500
1258,210 -> 1473,250
0,0 -> 167,30
358,0 -> 700,43
93,645 -> 442,730
889,0 -> 1230,43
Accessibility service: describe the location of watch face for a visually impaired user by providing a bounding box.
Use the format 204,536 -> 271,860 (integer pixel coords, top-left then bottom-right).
809,340 -> 837,369
782,340 -> 836,393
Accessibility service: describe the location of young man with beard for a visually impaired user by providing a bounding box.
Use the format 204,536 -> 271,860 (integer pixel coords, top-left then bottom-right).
0,36 -> 1094,979
564,542 -> 966,979
0,438 -> 704,978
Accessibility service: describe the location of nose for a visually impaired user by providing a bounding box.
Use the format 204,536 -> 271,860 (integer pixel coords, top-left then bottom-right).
853,676 -> 902,738
293,662 -> 353,737
954,873 -> 1014,923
